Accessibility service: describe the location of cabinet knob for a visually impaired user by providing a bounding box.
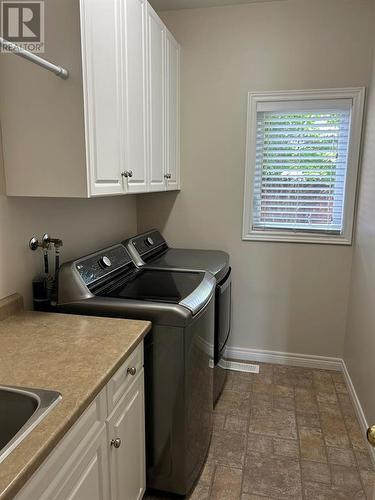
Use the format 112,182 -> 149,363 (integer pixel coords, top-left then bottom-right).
367,425 -> 375,447
164,173 -> 172,180
111,438 -> 122,449
127,366 -> 137,376
121,170 -> 133,178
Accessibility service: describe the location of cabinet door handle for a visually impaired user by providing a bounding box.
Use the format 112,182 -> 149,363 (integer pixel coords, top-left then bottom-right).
164,173 -> 172,179
121,170 -> 133,178
111,438 -> 122,448
127,366 -> 137,376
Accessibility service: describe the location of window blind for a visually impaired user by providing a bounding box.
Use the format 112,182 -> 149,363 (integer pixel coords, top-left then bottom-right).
252,106 -> 351,234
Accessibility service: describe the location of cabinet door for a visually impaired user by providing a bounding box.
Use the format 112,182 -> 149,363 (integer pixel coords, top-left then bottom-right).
122,0 -> 148,193
146,4 -> 166,192
80,0 -> 124,196
15,392 -> 110,500
165,30 -> 180,191
108,373 -> 146,500
55,425 -> 110,500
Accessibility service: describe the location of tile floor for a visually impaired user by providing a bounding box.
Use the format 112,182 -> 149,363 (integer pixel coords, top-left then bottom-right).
147,363 -> 375,500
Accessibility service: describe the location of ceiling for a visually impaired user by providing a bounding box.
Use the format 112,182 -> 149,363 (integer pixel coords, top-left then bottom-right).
150,0 -> 285,11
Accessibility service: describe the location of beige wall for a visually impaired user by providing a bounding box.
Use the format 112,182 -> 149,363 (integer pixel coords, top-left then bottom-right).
138,0 -> 374,357
0,0 -> 88,197
0,132 -> 138,306
0,0 -> 138,305
344,48 -> 375,421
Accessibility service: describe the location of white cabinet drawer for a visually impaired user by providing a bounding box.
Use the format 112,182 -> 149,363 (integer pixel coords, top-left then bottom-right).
106,343 -> 144,413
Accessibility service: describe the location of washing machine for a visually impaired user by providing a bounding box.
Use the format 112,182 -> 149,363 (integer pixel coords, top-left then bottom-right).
56,243 -> 215,495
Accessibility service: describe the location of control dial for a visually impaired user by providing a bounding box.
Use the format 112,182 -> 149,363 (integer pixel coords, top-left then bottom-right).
145,236 -> 154,247
98,256 -> 112,269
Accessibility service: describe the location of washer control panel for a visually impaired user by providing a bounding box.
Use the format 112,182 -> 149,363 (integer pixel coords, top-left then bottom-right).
76,245 -> 132,286
130,230 -> 167,259
99,256 -> 112,269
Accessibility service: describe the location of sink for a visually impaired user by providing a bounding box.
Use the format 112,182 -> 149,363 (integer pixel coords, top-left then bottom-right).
0,385 -> 61,463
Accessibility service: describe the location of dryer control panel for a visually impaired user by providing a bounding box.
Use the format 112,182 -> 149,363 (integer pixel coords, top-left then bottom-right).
126,230 -> 168,263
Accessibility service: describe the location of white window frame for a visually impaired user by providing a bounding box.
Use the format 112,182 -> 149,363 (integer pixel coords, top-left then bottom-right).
242,88 -> 365,245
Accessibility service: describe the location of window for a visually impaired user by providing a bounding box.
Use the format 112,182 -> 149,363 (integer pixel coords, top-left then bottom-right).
242,89 -> 365,244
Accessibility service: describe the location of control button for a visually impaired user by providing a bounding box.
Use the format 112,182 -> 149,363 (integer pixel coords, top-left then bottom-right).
145,236 -> 154,247
99,256 -> 112,269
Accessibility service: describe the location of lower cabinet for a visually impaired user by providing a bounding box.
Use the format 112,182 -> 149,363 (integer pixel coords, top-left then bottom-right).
16,343 -> 145,500
52,425 -> 110,500
108,376 -> 145,500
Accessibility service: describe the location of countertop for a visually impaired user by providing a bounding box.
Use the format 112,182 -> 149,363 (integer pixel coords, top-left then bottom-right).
0,294 -> 151,500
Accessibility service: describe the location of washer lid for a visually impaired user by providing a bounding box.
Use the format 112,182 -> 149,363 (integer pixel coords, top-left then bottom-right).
124,230 -> 230,281
148,248 -> 230,281
100,269 -> 215,315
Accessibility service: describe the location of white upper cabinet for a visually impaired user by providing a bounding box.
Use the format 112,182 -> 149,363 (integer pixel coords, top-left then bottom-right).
147,4 -> 166,192
165,29 -> 180,191
80,0 -> 124,196
0,0 -> 180,197
122,0 -> 148,193
146,6 -> 181,193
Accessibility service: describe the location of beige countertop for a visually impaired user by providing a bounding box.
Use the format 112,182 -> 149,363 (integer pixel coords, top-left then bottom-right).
0,294 -> 151,500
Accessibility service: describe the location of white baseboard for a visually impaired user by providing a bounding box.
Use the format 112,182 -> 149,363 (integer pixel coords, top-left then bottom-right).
341,360 -> 375,466
225,346 -> 342,371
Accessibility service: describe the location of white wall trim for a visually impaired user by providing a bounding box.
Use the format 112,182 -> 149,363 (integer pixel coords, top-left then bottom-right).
225,346 -> 342,371
341,360 -> 375,466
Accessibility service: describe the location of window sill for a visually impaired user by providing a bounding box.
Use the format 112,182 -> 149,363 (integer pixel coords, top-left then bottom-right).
242,231 -> 352,245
